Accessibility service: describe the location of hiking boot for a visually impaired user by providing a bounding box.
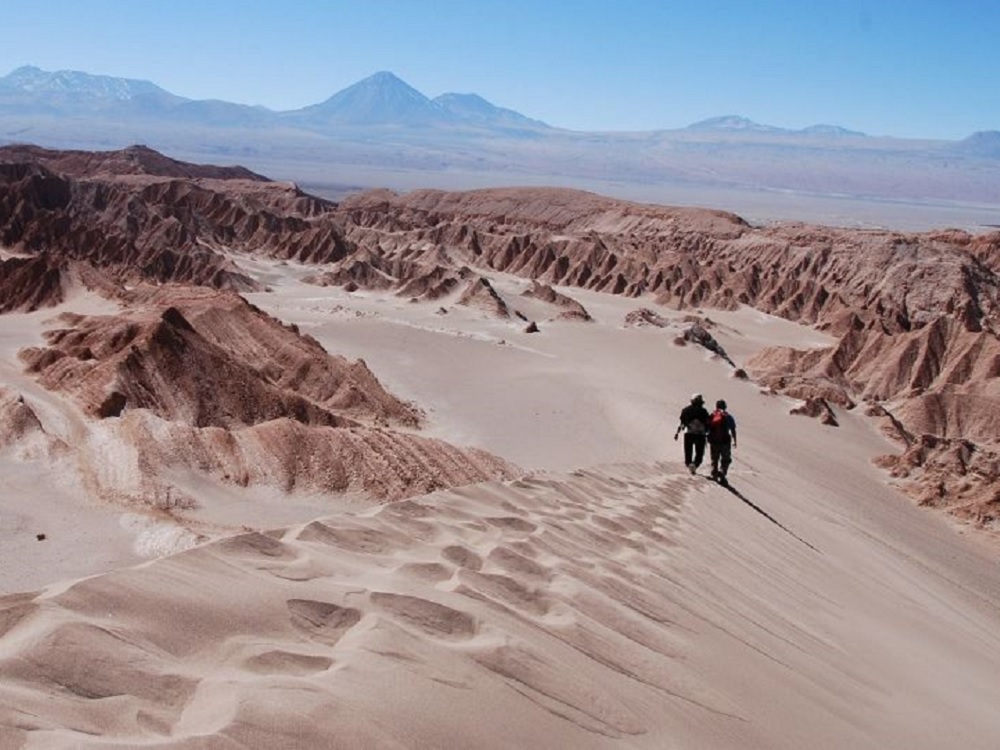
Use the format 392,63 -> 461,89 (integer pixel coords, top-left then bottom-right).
688,463 -> 696,475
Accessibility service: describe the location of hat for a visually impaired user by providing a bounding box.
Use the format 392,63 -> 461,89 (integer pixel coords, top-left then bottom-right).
716,399 -> 727,409
691,393 -> 704,404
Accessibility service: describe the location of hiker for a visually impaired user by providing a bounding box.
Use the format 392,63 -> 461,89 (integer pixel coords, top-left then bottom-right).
674,393 -> 709,474
707,399 -> 738,484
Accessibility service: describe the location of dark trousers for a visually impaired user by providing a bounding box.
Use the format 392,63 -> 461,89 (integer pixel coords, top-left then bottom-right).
709,439 -> 732,476
683,433 -> 706,467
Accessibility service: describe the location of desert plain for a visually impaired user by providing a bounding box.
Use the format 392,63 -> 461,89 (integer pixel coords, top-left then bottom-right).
0,145 -> 999,748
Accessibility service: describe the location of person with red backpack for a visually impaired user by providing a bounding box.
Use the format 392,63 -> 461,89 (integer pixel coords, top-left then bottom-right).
707,399 -> 738,484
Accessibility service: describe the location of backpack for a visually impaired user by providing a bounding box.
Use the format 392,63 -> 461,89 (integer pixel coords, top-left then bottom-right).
707,409 -> 728,441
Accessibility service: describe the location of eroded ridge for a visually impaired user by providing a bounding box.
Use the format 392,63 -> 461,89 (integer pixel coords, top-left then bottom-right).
7,285 -> 515,509
4,146 -> 999,528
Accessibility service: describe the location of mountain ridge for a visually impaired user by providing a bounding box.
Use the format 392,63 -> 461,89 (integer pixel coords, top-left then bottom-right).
0,66 -> 553,133
0,65 -> 891,137
1,64 -> 173,100
684,115 -> 867,137
290,71 -> 444,127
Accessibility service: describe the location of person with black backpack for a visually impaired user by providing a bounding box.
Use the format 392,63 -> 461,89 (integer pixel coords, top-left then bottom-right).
707,399 -> 738,484
674,393 -> 709,474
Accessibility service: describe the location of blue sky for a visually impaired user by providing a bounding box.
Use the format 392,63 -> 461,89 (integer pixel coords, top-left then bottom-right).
1,0 -> 996,139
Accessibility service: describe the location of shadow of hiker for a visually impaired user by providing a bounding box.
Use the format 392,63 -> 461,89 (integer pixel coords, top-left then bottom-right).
707,477 -> 820,553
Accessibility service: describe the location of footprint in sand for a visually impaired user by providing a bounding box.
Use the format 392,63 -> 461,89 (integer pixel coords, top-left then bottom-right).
215,531 -> 297,561
295,521 -> 410,555
369,592 -> 477,641
455,569 -> 552,618
396,561 -> 453,583
486,545 -> 550,581
590,515 -> 630,535
2,621 -> 198,709
242,649 -> 334,676
379,499 -> 432,519
286,599 -> 362,646
582,516 -> 650,556
0,593 -> 39,639
441,544 -> 484,571
376,499 -> 442,542
484,516 -> 537,534
473,642 -> 646,737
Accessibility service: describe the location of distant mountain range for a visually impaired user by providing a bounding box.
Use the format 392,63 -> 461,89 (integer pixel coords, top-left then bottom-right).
685,115 -> 866,137
1,65 -> 998,216
2,64 -> 172,100
0,65 -> 879,137
0,66 -> 552,133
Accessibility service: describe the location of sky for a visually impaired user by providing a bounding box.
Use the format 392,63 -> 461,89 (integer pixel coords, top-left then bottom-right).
1,0 -> 997,140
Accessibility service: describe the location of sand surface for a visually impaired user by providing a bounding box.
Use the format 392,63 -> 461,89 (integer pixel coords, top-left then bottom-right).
2,258 -> 999,748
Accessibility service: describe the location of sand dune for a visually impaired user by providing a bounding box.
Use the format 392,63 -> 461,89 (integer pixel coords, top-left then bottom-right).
2,461 -> 999,749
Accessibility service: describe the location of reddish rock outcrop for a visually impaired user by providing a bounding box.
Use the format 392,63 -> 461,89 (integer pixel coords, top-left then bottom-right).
332,188 -> 998,337
0,144 -> 269,182
14,284 -> 517,505
874,433 -> 1000,530
84,411 -> 514,505
0,253 -> 67,312
521,280 -> 592,321
622,309 -> 736,365
624,308 -> 670,328
4,146 -> 998,530
457,276 -> 510,318
0,388 -> 67,459
0,147 -> 350,305
683,322 -> 735,366
789,397 -> 840,426
19,285 -> 420,429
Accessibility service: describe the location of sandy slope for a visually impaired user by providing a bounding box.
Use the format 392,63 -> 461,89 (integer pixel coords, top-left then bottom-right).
0,289 -> 157,590
241,256 -> 836,472
2,258 -> 1000,748
2,462 -> 999,748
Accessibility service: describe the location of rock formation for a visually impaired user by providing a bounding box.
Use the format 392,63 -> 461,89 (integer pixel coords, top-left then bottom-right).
789,397 -> 840,426
11,282 -> 517,506
0,147 -> 524,510
19,285 -> 420,429
3,145 -> 998,530
456,276 -> 510,318
624,308 -> 671,328
0,253 -> 67,312
325,186 -> 999,529
0,143 -> 268,181
0,146 -> 349,305
0,388 -> 67,460
521,280 -> 592,321
682,321 -> 735,367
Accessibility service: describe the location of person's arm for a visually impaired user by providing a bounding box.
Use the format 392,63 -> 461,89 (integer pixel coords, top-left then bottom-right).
729,415 -> 738,447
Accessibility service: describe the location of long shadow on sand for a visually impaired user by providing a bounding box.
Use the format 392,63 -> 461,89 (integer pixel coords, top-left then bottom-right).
706,477 -> 820,553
